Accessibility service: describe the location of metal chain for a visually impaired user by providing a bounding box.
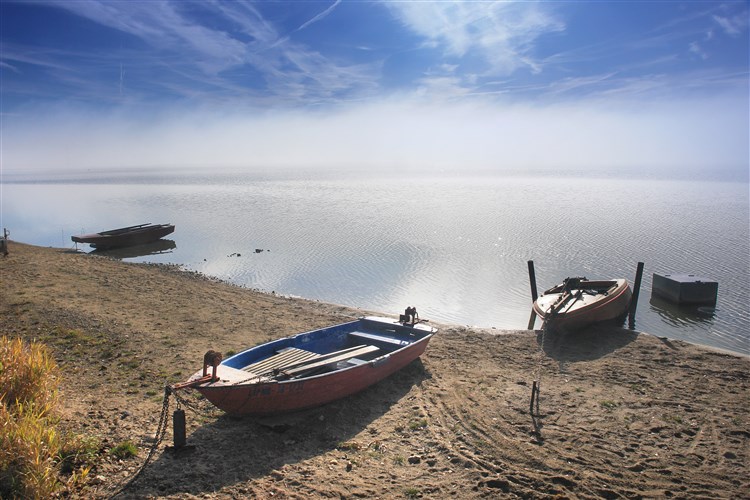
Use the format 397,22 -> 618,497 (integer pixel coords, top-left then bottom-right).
171,386 -> 222,417
109,385 -> 172,498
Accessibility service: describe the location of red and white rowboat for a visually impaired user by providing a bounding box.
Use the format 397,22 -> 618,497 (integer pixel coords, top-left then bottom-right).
533,277 -> 632,331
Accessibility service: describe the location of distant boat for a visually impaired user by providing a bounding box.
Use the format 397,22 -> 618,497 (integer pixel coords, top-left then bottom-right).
174,314 -> 435,416
71,223 -> 175,249
533,277 -> 632,331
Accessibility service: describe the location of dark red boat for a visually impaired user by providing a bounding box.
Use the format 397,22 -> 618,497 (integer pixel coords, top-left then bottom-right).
174,314 -> 435,416
71,223 -> 174,249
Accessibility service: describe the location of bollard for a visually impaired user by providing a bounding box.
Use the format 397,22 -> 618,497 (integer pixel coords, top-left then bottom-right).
173,409 -> 186,448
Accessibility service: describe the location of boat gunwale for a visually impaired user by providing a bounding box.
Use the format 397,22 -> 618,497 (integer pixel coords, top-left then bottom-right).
195,317 -> 435,389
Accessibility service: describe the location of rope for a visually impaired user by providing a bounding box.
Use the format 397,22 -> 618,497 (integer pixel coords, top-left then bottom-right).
531,320 -> 549,417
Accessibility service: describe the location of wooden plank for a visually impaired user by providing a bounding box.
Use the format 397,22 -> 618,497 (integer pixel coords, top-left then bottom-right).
213,365 -> 266,384
280,345 -> 380,377
349,331 -> 410,346
243,347 -> 320,373
244,348 -> 317,372
265,344 -> 374,375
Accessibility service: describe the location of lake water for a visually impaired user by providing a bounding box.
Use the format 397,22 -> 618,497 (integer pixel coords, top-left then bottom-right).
2,168 -> 748,356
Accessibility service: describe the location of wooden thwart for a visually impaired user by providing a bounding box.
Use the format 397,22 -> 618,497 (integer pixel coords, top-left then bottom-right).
349,331 -> 408,346
243,347 -> 320,373
280,345 -> 380,378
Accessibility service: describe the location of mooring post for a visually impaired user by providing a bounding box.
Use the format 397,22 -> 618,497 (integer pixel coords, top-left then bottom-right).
528,260 -> 538,302
529,380 -> 538,415
628,262 -> 645,329
173,409 -> 186,448
1,228 -> 8,256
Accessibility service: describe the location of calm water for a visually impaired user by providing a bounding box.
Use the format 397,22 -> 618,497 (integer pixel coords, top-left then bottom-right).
2,168 -> 748,355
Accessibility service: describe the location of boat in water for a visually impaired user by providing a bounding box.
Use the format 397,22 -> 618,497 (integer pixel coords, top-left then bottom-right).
174,313 -> 435,416
533,277 -> 632,331
71,223 -> 175,249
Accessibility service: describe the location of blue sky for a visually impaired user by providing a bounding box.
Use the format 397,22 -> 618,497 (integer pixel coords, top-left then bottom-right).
1,1 -> 748,176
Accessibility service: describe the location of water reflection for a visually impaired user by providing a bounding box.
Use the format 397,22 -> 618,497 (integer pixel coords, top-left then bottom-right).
2,172 -> 748,355
648,295 -> 716,328
90,239 -> 176,260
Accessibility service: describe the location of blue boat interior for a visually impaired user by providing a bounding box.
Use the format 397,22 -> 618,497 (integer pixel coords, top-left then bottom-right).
220,317 -> 433,380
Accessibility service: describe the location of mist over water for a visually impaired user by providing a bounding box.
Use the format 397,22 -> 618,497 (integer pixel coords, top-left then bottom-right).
3,168 -> 748,355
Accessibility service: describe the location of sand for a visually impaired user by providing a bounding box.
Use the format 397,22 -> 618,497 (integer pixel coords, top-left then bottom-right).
1,241 -> 748,499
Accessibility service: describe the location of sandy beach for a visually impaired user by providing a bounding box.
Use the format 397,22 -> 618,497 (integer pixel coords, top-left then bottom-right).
1,241 -> 748,499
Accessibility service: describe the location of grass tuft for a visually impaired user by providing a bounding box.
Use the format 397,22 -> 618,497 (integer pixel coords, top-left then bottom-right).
0,336 -> 97,498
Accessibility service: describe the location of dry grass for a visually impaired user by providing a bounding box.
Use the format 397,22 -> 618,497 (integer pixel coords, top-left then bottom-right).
0,336 -> 95,499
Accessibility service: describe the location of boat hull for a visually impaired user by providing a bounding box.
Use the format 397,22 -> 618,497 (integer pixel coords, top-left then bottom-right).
533,278 -> 632,331
72,223 -> 175,249
184,317 -> 435,416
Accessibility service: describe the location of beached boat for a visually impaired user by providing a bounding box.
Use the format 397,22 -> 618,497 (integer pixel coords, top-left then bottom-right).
174,314 -> 435,416
533,277 -> 632,331
71,223 -> 174,249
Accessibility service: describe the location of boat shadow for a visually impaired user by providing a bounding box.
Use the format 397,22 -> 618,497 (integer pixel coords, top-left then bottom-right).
536,322 -> 639,365
117,359 -> 429,498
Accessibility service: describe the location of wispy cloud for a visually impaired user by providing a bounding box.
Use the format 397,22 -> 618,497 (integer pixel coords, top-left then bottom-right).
713,13 -> 747,37
33,0 -> 379,104
384,1 -> 563,74
2,0 -> 747,111
296,0 -> 342,32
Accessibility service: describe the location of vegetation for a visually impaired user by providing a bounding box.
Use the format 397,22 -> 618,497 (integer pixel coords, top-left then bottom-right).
110,441 -> 138,460
404,486 -> 421,498
599,400 -> 620,411
0,336 -> 96,499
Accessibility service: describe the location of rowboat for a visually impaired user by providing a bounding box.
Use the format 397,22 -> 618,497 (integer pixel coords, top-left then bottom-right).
533,277 -> 632,331
174,314 -> 435,416
71,223 -> 175,249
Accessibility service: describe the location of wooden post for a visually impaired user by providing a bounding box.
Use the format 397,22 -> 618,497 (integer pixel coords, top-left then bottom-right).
173,409 -> 186,448
528,260 -> 538,302
628,262 -> 644,329
529,380 -> 538,415
1,228 -> 8,256
527,310 -> 537,331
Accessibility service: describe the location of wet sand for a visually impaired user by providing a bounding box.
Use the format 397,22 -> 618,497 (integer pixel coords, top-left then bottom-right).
1,241 -> 748,498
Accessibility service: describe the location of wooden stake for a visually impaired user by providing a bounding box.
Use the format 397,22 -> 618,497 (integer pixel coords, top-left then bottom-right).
528,260 -> 538,302
628,262 -> 644,329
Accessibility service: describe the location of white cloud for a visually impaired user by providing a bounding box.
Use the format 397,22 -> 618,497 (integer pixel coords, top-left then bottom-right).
296,0 -> 342,32
713,14 -> 746,37
384,1 -> 564,74
39,0 -> 378,102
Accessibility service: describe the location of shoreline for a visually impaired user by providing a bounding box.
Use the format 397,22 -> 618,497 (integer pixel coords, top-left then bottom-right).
77,243 -> 750,360
2,241 -> 748,498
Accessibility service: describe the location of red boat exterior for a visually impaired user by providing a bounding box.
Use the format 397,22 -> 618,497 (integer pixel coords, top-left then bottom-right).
72,223 -> 174,249
179,316 -> 435,416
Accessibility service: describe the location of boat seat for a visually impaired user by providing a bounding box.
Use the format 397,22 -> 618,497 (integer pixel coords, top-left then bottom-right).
279,345 -> 380,378
211,365 -> 268,384
346,358 -> 368,366
242,347 -> 320,373
349,331 -> 410,346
